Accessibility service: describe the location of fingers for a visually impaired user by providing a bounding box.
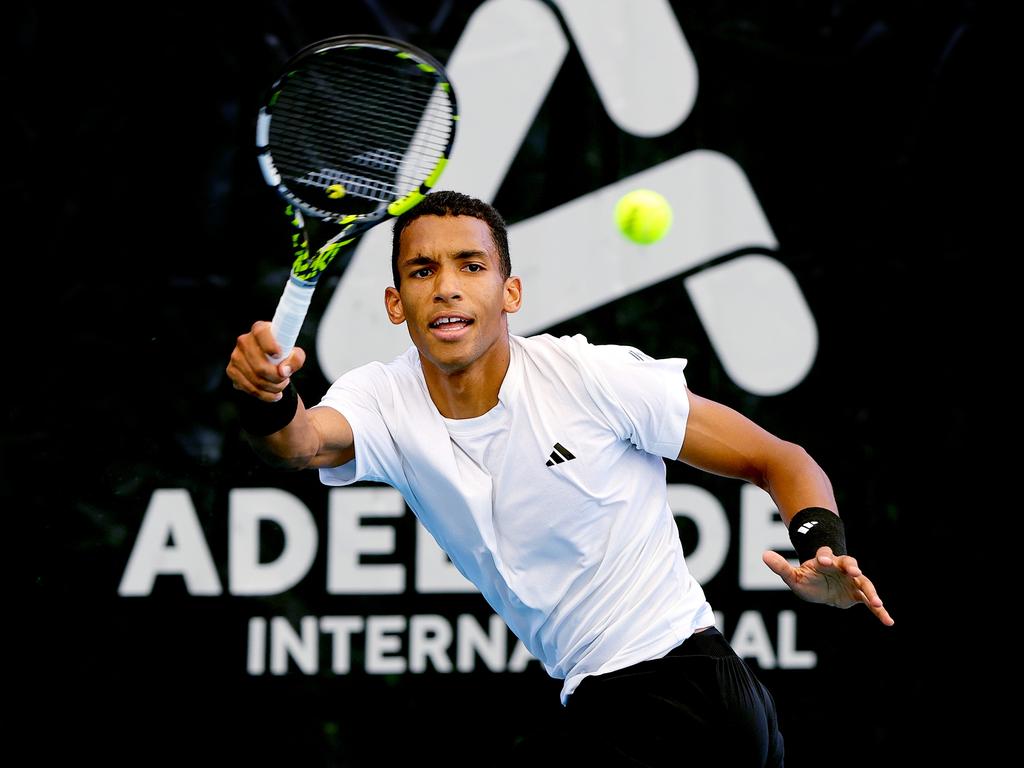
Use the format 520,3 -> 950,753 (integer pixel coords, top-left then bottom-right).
826,553 -> 894,626
280,346 -> 307,379
226,321 -> 305,403
850,572 -> 896,627
762,550 -> 795,588
230,350 -> 284,401
832,555 -> 893,623
252,322 -> 307,380
872,604 -> 895,626
814,546 -> 861,572
250,320 -> 281,359
829,551 -> 862,578
243,321 -> 284,380
768,546 -> 896,626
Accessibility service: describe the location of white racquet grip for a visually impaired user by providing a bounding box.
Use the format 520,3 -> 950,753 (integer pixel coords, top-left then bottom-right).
269,277 -> 316,364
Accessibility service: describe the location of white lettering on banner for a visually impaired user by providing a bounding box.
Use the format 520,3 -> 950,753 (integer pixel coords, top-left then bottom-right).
456,614 -> 508,672
507,637 -> 535,672
777,610 -> 817,668
122,486 -> 817,675
271,615 -> 318,674
321,616 -> 365,674
122,484 -> 799,595
712,610 -> 816,670
247,616 -> 266,675
740,484 -> 794,590
409,615 -> 455,673
366,615 -> 407,674
247,610 -> 815,676
727,610 -> 777,669
417,520 -> 477,593
328,487 -> 405,594
248,614 -> 534,676
665,484 -> 730,585
118,489 -> 222,596
229,488 -> 317,596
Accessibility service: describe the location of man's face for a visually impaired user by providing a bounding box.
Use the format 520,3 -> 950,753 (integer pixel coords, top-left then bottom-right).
385,215 -> 521,374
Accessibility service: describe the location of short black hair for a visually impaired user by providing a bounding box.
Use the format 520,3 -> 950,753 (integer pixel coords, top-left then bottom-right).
391,190 -> 511,288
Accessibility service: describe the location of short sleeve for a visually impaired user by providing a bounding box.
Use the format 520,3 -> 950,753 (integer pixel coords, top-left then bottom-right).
315,362 -> 400,487
566,336 -> 690,460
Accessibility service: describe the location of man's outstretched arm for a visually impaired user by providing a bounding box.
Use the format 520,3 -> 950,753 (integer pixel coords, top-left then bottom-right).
677,388 -> 894,627
226,320 -> 355,470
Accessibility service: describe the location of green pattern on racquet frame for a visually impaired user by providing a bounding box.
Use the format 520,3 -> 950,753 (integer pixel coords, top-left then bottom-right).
256,35 -> 458,361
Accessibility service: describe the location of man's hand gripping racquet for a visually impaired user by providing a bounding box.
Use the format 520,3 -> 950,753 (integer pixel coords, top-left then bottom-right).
256,35 -> 458,364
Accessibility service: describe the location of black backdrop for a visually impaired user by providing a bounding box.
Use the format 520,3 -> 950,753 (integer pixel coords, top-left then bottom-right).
14,1 -> 981,765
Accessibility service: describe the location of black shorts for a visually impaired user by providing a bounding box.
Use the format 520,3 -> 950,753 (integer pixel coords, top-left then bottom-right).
506,627 -> 784,767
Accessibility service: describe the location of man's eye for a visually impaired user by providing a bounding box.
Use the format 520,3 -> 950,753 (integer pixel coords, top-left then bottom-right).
464,263 -> 483,272
412,268 -> 432,278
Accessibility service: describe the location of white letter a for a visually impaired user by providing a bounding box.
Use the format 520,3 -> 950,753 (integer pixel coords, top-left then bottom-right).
119,489 -> 222,596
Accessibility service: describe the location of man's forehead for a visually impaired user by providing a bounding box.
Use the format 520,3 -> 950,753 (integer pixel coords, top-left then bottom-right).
400,215 -> 495,255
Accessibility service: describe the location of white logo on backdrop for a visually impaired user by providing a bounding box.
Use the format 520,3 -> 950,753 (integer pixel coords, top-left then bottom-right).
118,3 -> 825,677
317,0 -> 818,396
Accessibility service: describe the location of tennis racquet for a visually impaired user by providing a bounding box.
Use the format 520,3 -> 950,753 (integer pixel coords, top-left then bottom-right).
256,34 -> 459,363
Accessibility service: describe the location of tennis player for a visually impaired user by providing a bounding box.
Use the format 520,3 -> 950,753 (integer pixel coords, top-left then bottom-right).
227,191 -> 893,766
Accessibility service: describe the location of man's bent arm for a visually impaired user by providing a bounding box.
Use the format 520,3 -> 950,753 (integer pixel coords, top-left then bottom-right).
227,320 -> 355,470
677,388 -> 837,524
679,387 -> 894,625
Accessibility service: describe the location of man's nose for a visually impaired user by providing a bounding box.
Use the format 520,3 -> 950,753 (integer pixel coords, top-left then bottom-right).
433,265 -> 462,301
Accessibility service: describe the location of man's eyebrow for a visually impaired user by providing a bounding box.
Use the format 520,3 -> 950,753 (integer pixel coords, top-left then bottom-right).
402,254 -> 436,268
401,250 -> 488,267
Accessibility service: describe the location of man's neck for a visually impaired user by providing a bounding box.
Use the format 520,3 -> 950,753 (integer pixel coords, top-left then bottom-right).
420,337 -> 511,420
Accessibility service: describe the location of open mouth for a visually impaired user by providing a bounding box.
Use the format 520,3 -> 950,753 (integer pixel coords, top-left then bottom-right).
429,315 -> 473,332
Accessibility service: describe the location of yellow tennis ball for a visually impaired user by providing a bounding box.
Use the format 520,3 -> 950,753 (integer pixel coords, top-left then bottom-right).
614,189 -> 673,244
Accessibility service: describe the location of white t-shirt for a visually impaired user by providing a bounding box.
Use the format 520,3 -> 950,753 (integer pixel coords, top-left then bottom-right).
318,333 -> 714,703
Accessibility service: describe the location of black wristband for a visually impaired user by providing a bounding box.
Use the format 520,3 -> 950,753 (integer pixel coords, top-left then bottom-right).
234,383 -> 299,437
788,507 -> 847,562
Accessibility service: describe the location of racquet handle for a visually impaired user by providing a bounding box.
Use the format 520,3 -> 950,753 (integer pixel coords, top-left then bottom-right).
269,276 -> 316,364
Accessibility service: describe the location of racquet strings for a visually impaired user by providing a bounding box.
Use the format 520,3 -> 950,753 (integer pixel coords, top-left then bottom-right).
269,46 -> 455,218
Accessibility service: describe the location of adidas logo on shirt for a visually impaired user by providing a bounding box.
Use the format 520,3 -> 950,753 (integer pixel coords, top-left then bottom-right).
545,443 -> 576,467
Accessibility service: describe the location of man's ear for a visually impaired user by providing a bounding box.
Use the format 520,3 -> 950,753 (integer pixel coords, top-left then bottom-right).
385,286 -> 405,325
503,276 -> 523,314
